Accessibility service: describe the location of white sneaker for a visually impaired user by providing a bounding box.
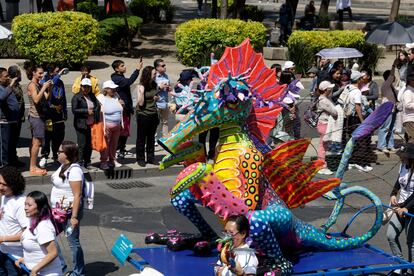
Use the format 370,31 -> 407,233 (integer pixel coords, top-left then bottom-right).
114,161 -> 122,168
318,168 -> 333,175
39,157 -> 47,169
355,164 -> 373,172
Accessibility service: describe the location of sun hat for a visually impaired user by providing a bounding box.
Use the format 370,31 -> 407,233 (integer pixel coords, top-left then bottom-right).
319,81 -> 335,91
80,78 -> 92,86
102,80 -> 118,89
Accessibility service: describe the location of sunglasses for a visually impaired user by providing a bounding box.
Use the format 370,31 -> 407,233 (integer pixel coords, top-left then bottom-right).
160,64 -> 166,68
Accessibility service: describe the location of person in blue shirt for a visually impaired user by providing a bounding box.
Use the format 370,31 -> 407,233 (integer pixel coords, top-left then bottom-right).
39,64 -> 68,167
154,59 -> 171,141
0,68 -> 20,167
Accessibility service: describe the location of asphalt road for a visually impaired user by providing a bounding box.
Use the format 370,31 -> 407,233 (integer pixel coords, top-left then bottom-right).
26,158 -> 405,275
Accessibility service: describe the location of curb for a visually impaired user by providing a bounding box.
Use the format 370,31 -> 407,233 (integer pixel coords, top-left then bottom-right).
24,164 -> 183,185
23,151 -> 399,185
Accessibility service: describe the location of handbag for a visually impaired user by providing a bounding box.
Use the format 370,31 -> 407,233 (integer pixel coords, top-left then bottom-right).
91,121 -> 107,152
303,98 -> 320,128
51,198 -> 72,234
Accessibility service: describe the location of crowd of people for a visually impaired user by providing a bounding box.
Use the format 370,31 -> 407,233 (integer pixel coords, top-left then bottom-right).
267,43 -> 414,176
0,140 -> 86,275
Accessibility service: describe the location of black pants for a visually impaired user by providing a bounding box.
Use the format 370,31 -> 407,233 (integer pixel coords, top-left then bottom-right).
338,7 -> 352,22
136,113 -> 159,162
344,116 -> 371,167
8,121 -> 21,164
0,123 -> 10,167
199,128 -> 219,159
41,121 -> 65,160
76,127 -> 92,164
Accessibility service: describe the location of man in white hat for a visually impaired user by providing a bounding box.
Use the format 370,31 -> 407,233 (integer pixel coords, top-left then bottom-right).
343,71 -> 373,172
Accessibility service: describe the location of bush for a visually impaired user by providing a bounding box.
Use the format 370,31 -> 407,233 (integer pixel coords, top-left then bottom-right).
175,19 -> 267,67
77,1 -> 100,18
12,11 -> 98,65
95,15 -> 143,53
0,38 -> 22,58
287,30 -> 380,74
129,0 -> 174,23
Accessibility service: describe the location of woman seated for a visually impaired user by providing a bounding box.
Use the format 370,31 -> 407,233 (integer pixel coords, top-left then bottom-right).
215,215 -> 258,276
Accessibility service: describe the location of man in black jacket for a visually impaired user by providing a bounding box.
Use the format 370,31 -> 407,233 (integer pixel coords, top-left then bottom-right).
111,59 -> 143,158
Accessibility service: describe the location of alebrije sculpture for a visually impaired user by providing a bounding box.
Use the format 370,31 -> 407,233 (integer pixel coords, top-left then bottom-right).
149,39 -> 392,275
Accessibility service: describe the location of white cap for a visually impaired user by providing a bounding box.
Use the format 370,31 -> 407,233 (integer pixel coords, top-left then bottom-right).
102,80 -> 118,89
283,97 -> 294,104
406,42 -> 414,49
80,78 -> 92,86
283,61 -> 295,70
350,71 -> 363,81
318,81 -> 335,91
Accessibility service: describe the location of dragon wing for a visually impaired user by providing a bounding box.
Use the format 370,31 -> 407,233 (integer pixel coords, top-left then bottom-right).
207,38 -> 285,144
263,139 -> 340,208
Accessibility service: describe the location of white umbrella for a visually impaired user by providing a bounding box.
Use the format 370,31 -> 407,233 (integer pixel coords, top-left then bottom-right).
316,47 -> 363,59
0,25 -> 12,40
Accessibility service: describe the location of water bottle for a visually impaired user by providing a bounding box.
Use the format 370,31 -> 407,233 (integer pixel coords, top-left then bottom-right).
65,226 -> 73,237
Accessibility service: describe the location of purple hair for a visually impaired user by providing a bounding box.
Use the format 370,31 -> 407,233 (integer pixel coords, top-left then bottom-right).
27,191 -> 53,234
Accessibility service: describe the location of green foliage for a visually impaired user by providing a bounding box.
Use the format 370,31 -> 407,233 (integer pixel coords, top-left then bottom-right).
12,11 -> 98,65
287,30 -> 380,74
175,19 -> 267,67
76,1 -> 100,18
240,5 -> 264,22
396,15 -> 414,25
129,0 -> 174,23
0,38 -> 22,58
95,15 -> 143,53
316,14 -> 331,28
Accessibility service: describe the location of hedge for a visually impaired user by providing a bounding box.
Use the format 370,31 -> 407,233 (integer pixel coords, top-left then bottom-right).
94,15 -> 143,53
175,19 -> 267,67
287,30 -> 380,74
12,11 -> 98,65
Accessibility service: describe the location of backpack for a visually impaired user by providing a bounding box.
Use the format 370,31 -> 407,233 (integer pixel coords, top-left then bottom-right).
303,98 -> 320,128
337,85 -> 357,117
68,164 -> 95,210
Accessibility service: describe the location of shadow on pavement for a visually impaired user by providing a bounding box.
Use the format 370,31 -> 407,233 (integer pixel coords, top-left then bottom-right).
85,261 -> 119,275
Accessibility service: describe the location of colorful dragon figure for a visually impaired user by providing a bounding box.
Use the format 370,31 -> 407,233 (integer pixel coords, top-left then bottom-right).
154,39 -> 392,274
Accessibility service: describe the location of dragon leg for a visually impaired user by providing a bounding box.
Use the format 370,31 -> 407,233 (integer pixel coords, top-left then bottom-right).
249,204 -> 293,275
171,189 -> 217,238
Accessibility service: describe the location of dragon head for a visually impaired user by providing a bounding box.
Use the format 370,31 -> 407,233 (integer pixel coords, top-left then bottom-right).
158,72 -> 253,160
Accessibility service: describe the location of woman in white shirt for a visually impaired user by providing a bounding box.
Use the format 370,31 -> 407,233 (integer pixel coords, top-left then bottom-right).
17,191 -> 61,276
97,80 -> 124,170
0,167 -> 29,275
215,215 -> 258,276
50,141 -> 85,276
386,144 -> 414,267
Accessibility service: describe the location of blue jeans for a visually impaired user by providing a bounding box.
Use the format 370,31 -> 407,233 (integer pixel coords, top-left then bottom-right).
58,210 -> 85,276
0,251 -> 25,275
377,113 -> 395,150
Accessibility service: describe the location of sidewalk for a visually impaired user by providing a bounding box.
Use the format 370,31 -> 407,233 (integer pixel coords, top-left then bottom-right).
20,134 -> 401,185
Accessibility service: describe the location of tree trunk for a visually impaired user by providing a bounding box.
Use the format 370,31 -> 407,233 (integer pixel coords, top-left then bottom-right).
234,0 -> 245,19
221,0 -> 228,19
319,0 -> 330,17
211,0 -> 218,18
389,0 -> 400,22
